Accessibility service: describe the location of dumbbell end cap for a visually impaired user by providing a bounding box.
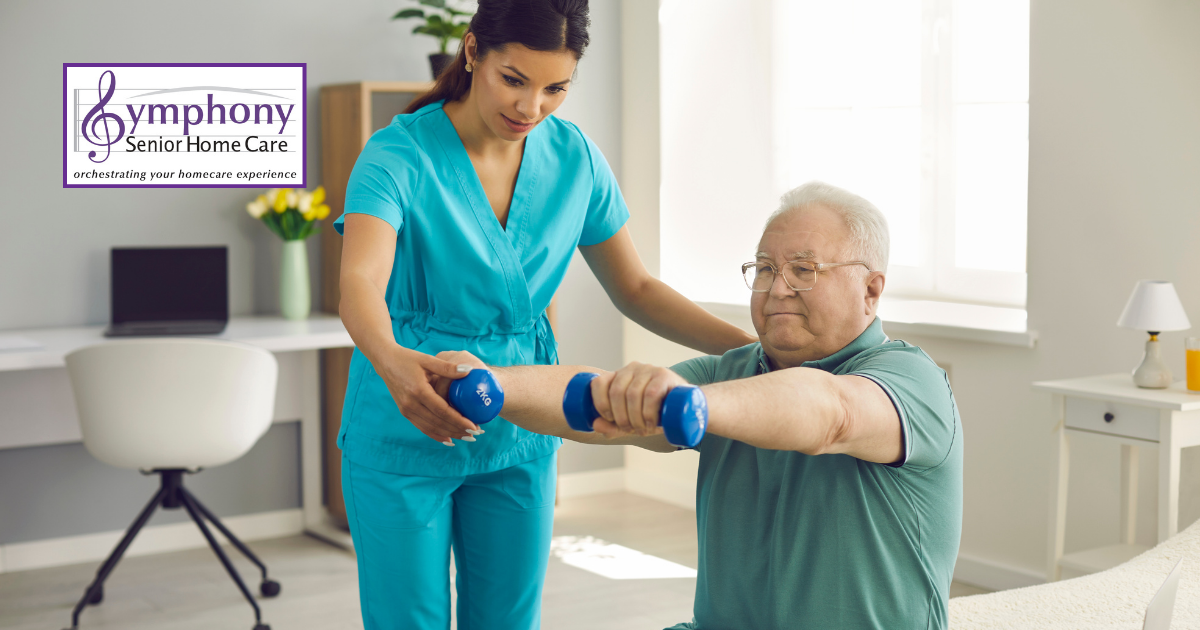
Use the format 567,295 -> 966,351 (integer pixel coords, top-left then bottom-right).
562,372 -> 600,433
448,369 -> 504,425
661,385 -> 707,449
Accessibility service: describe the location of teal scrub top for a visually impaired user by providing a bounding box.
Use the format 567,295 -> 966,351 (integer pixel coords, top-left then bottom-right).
667,318 -> 963,630
332,100 -> 629,477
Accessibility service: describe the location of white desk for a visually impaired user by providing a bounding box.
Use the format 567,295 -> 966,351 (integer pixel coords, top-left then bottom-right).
1034,373 -> 1200,581
0,314 -> 355,550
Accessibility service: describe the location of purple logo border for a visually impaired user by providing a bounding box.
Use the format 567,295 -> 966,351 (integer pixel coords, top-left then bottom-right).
63,63 -> 307,189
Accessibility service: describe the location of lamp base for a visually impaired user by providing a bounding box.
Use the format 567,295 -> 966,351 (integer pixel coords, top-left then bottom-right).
1132,337 -> 1173,389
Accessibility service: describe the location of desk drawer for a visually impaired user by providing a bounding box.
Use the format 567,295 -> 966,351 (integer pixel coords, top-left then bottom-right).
1064,397 -> 1160,441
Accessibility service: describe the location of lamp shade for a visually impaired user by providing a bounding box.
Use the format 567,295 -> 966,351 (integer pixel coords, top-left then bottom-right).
1116,280 -> 1191,332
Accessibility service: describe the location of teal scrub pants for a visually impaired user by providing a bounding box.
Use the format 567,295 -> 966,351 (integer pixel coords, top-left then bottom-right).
342,451 -> 557,630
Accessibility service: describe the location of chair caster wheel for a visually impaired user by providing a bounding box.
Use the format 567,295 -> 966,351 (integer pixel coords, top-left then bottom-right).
88,585 -> 103,605
259,580 -> 281,597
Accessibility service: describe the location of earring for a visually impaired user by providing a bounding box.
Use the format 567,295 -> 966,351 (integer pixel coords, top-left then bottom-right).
465,62 -> 473,72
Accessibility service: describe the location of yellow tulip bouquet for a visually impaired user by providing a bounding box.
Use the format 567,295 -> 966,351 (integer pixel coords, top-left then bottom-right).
246,187 -> 331,241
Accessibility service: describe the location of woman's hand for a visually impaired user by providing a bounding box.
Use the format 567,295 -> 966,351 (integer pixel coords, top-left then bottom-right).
375,346 -> 481,446
436,350 -> 487,372
588,361 -> 690,437
432,350 -> 489,400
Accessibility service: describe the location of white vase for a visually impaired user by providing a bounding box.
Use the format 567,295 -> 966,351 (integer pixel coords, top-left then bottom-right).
280,240 -> 311,321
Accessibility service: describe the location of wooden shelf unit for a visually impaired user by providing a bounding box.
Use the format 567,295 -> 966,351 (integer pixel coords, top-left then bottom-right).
319,81 -> 432,528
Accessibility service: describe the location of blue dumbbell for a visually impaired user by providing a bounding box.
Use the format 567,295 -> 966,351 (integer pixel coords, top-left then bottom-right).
447,369 -> 505,425
561,372 -> 708,448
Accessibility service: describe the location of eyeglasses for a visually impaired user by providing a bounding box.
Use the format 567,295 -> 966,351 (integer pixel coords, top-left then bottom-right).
741,260 -> 874,292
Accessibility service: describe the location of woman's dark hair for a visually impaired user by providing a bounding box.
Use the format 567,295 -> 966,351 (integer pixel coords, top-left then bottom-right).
404,0 -> 590,114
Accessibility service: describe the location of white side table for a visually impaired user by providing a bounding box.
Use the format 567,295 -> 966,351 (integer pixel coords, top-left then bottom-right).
1034,373 -> 1200,581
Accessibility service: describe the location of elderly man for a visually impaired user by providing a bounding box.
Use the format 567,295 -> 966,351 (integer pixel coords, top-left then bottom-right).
440,181 -> 962,630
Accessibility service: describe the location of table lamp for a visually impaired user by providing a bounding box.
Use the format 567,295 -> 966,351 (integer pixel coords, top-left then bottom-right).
1117,280 -> 1191,388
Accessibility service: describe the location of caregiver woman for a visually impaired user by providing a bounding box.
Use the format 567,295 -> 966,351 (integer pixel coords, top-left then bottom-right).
335,1 -> 755,628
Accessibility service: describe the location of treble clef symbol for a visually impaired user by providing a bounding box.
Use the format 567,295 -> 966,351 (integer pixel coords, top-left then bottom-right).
81,70 -> 124,164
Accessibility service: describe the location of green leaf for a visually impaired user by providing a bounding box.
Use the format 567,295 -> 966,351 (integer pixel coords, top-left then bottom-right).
290,211 -> 303,239
451,23 -> 468,39
289,209 -> 303,239
261,214 -> 284,240
422,22 -> 454,38
418,0 -> 446,7
427,13 -> 446,26
392,8 -> 424,19
412,24 -> 430,35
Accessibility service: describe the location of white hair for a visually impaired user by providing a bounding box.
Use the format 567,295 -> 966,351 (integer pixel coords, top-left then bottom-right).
765,181 -> 890,274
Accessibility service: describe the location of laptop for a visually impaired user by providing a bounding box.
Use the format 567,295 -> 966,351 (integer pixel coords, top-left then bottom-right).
1143,558 -> 1184,630
104,246 -> 229,337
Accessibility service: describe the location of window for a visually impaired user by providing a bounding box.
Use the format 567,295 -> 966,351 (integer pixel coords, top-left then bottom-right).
660,0 -> 1030,310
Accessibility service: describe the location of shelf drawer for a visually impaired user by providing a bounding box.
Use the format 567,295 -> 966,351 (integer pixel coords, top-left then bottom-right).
1064,397 -> 1160,441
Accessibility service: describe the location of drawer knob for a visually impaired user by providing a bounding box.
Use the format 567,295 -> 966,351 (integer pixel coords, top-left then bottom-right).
1104,412 -> 1115,423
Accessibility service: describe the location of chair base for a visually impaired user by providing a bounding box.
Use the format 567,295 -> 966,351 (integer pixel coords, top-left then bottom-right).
64,469 -> 280,630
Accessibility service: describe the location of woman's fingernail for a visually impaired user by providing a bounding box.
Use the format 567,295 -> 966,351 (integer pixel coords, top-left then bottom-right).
456,364 -> 471,373
460,435 -> 477,442
466,428 -> 483,436
442,439 -> 455,447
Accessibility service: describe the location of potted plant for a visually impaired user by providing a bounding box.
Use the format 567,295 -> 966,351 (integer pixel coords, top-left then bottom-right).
393,0 -> 474,79
246,187 -> 330,321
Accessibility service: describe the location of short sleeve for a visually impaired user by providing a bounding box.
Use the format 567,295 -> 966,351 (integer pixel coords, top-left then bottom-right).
577,130 -> 630,247
849,346 -> 957,470
332,128 -> 419,236
670,355 -> 721,386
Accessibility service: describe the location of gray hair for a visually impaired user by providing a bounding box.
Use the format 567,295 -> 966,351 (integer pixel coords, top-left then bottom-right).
765,181 -> 890,274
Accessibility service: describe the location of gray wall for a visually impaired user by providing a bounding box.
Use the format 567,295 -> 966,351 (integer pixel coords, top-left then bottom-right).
0,0 -> 624,545
0,423 -> 300,545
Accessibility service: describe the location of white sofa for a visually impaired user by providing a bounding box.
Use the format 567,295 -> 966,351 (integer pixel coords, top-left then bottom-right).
950,519 -> 1199,629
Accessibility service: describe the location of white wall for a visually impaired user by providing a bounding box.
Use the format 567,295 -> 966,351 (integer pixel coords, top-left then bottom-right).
622,0 -> 1200,583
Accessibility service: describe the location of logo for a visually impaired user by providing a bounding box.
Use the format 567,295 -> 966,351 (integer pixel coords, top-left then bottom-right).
476,385 -> 493,407
63,63 -> 306,188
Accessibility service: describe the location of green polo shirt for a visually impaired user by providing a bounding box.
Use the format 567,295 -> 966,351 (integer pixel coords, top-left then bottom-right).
666,317 -> 962,630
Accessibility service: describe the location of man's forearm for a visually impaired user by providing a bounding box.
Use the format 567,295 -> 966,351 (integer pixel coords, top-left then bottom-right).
492,365 -> 592,439
495,363 -> 844,454
493,365 -> 670,449
703,368 -> 846,454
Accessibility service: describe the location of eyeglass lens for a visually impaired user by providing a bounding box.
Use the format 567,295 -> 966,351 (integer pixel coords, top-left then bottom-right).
745,262 -> 817,291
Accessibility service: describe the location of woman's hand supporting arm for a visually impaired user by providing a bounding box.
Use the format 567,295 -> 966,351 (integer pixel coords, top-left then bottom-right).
580,227 -> 758,356
339,214 -> 479,445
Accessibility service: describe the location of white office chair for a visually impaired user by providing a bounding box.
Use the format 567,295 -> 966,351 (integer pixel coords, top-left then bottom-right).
62,338 -> 281,630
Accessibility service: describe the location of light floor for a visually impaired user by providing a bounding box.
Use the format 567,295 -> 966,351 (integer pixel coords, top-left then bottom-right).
0,492 -> 989,630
